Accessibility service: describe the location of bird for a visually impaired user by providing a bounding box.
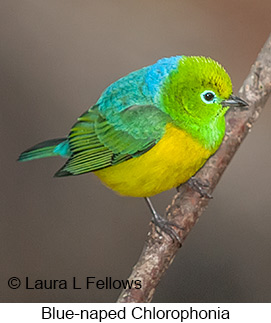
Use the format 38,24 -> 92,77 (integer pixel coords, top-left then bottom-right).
18,55 -> 247,242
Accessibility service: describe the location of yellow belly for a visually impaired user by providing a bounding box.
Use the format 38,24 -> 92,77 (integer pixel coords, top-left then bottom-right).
94,123 -> 213,197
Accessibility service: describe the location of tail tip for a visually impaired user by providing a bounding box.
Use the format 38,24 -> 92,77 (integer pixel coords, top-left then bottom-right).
17,152 -> 31,162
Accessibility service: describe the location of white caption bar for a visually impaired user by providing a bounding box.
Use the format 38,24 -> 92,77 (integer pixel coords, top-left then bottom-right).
1,303 -> 270,322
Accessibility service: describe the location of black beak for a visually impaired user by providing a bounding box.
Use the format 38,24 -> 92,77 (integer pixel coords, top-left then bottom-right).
222,95 -> 248,110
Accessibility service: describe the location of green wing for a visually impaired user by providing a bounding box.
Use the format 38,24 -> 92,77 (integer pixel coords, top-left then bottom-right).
54,105 -> 171,177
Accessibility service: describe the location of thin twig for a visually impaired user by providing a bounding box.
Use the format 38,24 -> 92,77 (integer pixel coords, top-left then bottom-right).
117,34 -> 271,303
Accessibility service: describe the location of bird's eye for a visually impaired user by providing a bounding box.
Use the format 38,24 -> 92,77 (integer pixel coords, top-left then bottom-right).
201,90 -> 216,104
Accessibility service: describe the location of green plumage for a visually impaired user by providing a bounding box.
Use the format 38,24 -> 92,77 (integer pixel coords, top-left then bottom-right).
18,138 -> 67,161
55,104 -> 170,176
19,56 -> 245,182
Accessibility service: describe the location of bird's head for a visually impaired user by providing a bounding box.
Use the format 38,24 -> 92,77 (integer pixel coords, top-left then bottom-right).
161,56 -> 247,127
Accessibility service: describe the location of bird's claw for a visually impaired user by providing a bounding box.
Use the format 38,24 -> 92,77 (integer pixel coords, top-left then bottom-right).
187,176 -> 213,199
151,212 -> 183,245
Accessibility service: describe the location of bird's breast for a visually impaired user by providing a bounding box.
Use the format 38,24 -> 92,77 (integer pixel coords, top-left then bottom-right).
94,123 -> 213,197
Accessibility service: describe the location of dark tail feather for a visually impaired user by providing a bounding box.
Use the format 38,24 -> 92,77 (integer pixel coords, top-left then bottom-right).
18,138 -> 67,162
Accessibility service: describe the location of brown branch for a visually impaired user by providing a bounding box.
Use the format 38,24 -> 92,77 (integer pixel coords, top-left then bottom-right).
117,34 -> 271,303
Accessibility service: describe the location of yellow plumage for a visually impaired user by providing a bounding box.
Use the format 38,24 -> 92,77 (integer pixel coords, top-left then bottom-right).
94,123 -> 212,197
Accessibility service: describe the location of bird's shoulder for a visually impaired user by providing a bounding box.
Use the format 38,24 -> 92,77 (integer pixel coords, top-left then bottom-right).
96,56 -> 183,115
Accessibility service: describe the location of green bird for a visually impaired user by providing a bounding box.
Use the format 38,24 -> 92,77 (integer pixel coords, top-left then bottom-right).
18,56 -> 247,241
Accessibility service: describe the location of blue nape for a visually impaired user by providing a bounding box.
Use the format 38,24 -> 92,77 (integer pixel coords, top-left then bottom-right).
145,56 -> 182,99
95,56 -> 182,125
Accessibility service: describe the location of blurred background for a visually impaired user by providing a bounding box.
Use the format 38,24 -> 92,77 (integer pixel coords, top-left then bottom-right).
1,0 -> 271,302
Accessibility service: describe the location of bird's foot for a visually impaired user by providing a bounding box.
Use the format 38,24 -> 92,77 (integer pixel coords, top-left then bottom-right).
187,176 -> 213,199
151,211 -> 183,245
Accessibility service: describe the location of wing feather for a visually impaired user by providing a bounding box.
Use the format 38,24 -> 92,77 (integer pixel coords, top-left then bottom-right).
55,105 -> 170,177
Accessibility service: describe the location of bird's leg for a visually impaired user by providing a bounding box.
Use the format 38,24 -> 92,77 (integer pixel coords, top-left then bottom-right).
187,176 -> 213,199
144,197 -> 182,245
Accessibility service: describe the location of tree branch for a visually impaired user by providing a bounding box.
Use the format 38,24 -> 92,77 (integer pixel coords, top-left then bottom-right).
117,34 -> 271,303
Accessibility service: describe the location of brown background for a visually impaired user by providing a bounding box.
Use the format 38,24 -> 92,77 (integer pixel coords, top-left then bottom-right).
1,0 -> 271,302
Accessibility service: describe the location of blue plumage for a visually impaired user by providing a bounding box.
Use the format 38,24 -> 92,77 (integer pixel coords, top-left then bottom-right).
145,56 -> 182,100
96,56 -> 182,125
53,140 -> 70,157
